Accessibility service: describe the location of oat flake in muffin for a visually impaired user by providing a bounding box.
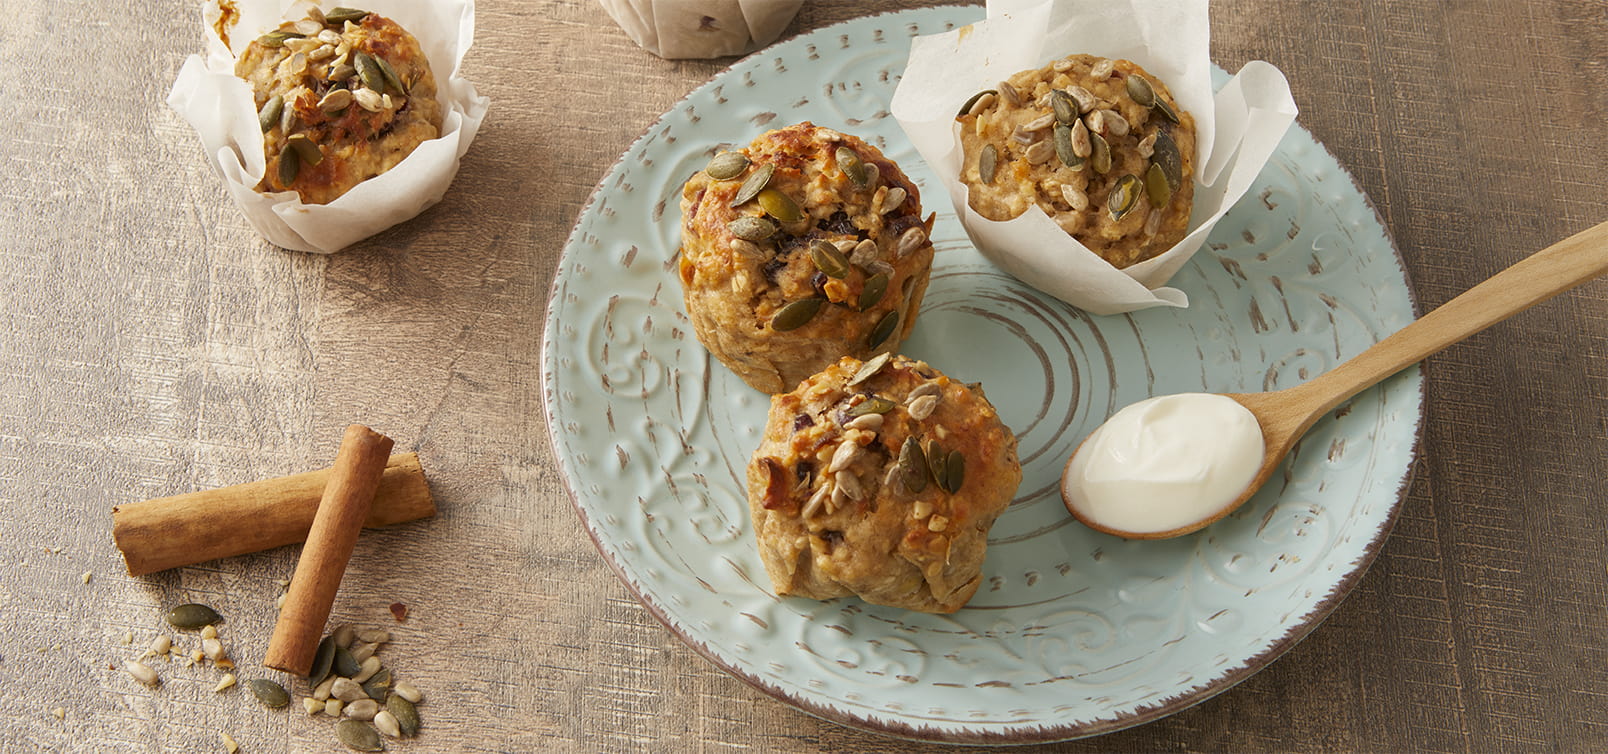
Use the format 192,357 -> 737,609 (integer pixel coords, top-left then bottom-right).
236,6 -> 442,205
958,54 -> 1196,269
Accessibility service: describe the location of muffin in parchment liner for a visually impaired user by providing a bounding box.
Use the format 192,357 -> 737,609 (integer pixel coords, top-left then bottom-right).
746,354 -> 1022,614
891,0 -> 1297,315
677,123 -> 936,394
169,0 -> 489,253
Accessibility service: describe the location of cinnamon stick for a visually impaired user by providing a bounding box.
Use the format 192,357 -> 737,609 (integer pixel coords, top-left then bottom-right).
112,453 -> 434,577
265,425 -> 393,676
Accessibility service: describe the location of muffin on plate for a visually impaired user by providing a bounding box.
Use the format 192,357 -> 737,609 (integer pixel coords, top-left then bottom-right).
746,354 -> 1021,614
957,54 -> 1196,269
236,6 -> 442,204
677,122 -> 935,394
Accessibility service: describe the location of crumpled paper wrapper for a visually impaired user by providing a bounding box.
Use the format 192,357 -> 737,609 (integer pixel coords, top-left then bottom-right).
168,0 -> 490,253
891,0 -> 1298,314
597,0 -> 804,59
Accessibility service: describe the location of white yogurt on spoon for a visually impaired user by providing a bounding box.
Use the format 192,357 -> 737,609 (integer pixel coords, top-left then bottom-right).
1061,393 -> 1265,537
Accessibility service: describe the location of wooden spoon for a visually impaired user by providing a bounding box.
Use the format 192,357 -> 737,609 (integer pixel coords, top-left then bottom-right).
1064,219 -> 1608,539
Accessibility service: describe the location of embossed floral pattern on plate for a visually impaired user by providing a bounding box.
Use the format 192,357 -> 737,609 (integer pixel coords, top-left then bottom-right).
542,7 -> 1420,743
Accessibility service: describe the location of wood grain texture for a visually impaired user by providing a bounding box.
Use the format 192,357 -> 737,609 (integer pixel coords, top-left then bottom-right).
0,1 -> 1603,751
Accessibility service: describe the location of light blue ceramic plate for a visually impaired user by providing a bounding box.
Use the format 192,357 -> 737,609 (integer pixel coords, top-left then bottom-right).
543,7 -> 1420,743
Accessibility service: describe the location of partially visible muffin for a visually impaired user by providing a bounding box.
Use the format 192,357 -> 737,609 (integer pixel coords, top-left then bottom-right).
236,6 -> 442,204
746,354 -> 1022,614
957,54 -> 1196,269
677,123 -> 936,394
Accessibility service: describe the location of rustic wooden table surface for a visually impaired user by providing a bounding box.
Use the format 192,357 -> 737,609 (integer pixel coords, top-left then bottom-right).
3,0 -> 1606,751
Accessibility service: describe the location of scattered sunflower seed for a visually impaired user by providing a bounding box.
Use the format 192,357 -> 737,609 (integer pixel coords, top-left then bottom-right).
956,89 -> 997,119
221,732 -> 240,754
352,656 -> 381,683
247,678 -> 290,708
867,310 -> 899,348
705,151 -> 748,180
51,707 -> 65,720
80,571 -> 92,584
336,719 -> 384,751
324,699 -> 345,717
124,660 -> 159,686
728,238 -> 765,260
384,694 -> 418,736
834,470 -> 864,501
771,298 -> 823,331
350,641 -> 379,664
1061,184 -> 1089,211
1024,139 -> 1054,165
344,698 -> 380,721
166,604 -> 221,630
332,624 -> 356,648
392,682 -> 422,704
374,709 -> 402,738
146,635 -> 172,658
730,162 -> 774,207
848,238 -> 879,266
314,676 -> 338,701
201,624 -> 218,640
802,483 -> 831,519
304,697 -> 323,715
827,440 -> 862,474
1066,85 -> 1097,113
354,87 -> 384,112
214,673 -> 237,692
332,677 -> 367,702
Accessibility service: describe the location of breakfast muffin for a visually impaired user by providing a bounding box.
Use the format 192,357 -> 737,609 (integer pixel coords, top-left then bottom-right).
236,6 -> 442,204
677,123 -> 936,394
746,354 -> 1021,613
957,54 -> 1196,269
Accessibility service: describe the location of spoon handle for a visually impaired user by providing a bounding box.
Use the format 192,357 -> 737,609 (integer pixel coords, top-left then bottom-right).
1297,219 -> 1608,414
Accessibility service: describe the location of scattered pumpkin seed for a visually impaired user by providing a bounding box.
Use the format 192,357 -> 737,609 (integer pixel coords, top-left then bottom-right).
1126,74 -> 1156,107
898,438 -> 928,494
333,645 -> 361,677
324,6 -> 370,24
1053,123 -> 1079,168
286,134 -> 323,166
867,310 -> 899,348
727,215 -> 777,242
336,719 -> 384,751
705,151 -> 748,180
1050,89 -> 1078,125
757,188 -> 802,223
363,668 -> 392,701
1145,163 -> 1172,208
771,298 -> 824,331
246,678 -> 290,708
847,353 -> 892,387
809,239 -> 850,279
848,396 -> 897,417
1090,132 -> 1111,174
353,51 -> 385,93
374,710 -> 402,738
956,89 -> 997,119
310,635 -> 337,685
730,163 -> 774,207
1151,128 -> 1183,189
858,272 -> 889,310
979,144 -> 998,183
835,147 -> 867,187
258,94 -> 283,133
257,30 -> 305,48
1152,95 -> 1181,124
166,604 -> 221,630
1108,174 -> 1142,220
387,693 -> 420,736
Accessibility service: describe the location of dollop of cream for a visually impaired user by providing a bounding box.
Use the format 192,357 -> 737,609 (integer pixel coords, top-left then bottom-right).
1062,393 -> 1264,536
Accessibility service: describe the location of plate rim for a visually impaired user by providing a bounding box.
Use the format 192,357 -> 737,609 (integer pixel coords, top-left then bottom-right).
540,6 -> 1424,744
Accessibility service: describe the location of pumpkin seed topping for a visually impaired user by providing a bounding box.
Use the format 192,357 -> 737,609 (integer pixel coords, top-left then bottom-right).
771,298 -> 824,331
956,89 -> 997,119
809,239 -> 850,278
386,693 -> 421,736
373,54 -> 406,94
1108,174 -> 1141,220
979,144 -> 998,183
335,719 -> 384,751
858,272 -> 889,310
847,352 -> 891,386
324,7 -> 370,24
1090,132 -> 1112,173
867,310 -> 899,348
353,51 -> 385,93
1053,123 -> 1079,168
730,163 -> 774,207
1126,74 -> 1156,107
1049,89 -> 1078,125
258,30 -> 305,48
757,188 -> 802,223
898,438 -> 928,494
705,151 -> 749,180
287,134 -> 323,166
1152,96 -> 1181,124
258,95 -> 283,133
1151,128 -> 1183,188
728,215 -> 777,242
166,604 -> 222,630
835,147 -> 868,188
848,396 -> 897,417
1145,162 -> 1172,208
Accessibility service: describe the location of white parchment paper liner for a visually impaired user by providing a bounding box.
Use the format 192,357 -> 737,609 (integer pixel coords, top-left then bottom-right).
597,0 -> 804,59
891,0 -> 1297,314
168,0 -> 490,253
